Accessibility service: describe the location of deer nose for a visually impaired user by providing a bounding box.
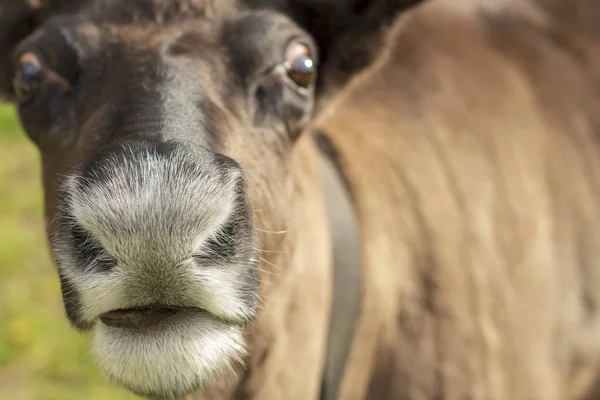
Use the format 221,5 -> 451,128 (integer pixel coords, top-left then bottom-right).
54,140 -> 260,330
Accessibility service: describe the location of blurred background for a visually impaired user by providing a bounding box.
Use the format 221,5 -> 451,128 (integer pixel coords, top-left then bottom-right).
0,104 -> 137,399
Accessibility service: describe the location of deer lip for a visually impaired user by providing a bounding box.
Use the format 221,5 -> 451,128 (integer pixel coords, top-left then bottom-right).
99,307 -> 203,329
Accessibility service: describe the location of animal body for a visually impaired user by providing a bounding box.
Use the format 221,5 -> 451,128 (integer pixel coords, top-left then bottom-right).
2,0 -> 600,399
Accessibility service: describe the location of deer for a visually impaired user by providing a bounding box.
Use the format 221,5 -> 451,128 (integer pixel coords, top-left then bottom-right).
2,0 -> 600,399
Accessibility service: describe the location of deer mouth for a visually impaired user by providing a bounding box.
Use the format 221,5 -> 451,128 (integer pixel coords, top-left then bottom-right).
99,307 -> 208,329
92,305 -> 247,399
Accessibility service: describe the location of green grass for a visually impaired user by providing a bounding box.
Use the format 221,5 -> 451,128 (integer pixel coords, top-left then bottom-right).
0,105 -> 138,400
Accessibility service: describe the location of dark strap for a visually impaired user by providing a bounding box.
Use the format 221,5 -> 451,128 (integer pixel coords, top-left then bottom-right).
315,133 -> 363,400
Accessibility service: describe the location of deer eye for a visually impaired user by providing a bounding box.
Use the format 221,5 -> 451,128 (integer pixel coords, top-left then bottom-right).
13,52 -> 44,101
283,42 -> 315,89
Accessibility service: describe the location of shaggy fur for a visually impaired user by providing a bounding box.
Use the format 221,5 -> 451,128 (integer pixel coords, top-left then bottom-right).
317,2 -> 600,399
2,0 -> 600,399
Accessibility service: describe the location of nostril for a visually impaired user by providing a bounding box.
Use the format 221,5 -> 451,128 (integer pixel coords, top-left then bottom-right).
70,223 -> 117,273
193,216 -> 238,264
99,307 -> 188,329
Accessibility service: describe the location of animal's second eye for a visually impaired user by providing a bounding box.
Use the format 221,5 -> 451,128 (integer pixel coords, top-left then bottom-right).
13,52 -> 44,101
284,42 -> 316,89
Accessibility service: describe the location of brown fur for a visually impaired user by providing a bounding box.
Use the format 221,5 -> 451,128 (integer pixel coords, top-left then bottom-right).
3,0 -> 600,398
192,1 -> 600,398
313,1 -> 600,399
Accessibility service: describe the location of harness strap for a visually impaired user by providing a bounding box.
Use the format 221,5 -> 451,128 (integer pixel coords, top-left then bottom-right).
315,133 -> 363,400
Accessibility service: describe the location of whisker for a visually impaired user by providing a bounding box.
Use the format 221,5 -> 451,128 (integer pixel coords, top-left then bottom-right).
255,228 -> 288,234
259,256 -> 284,271
258,268 -> 283,278
48,212 -> 62,229
257,249 -> 285,254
